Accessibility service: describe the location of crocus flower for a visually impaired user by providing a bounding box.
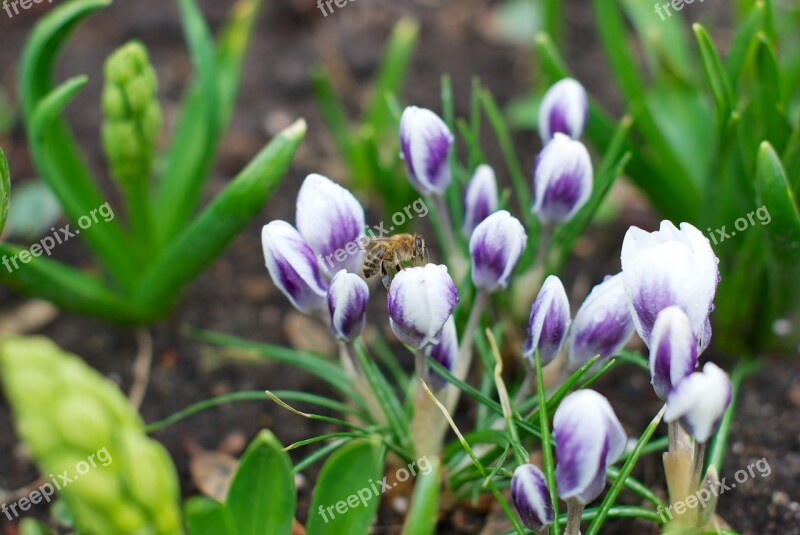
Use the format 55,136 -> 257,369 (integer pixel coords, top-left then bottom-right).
554,389 -> 627,504
296,173 -> 366,277
387,264 -> 459,349
399,106 -> 454,195
664,362 -> 732,443
523,275 -> 571,366
649,306 -> 698,401
511,464 -> 555,532
531,133 -> 593,224
538,78 -> 589,142
567,273 -> 635,369
469,210 -> 527,292
262,221 -> 328,314
327,270 -> 369,342
462,164 -> 499,237
427,316 -> 458,388
620,221 -> 719,346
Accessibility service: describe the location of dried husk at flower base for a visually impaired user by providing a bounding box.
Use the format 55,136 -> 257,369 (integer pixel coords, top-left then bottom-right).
0,337 -> 184,534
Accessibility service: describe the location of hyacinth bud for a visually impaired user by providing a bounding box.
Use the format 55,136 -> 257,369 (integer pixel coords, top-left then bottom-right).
567,273 -> 635,370
101,41 -> 162,186
511,464 -> 555,532
427,316 -> 458,388
538,78 -> 589,142
399,106 -> 454,195
621,221 -> 719,346
0,337 -> 183,535
262,220 -> 328,314
327,270 -> 369,342
649,306 -> 698,401
387,264 -> 459,349
462,164 -> 499,237
665,362 -> 732,443
531,134 -> 593,224
522,275 -> 571,366
554,390 -> 627,504
469,210 -> 527,293
296,173 -> 366,277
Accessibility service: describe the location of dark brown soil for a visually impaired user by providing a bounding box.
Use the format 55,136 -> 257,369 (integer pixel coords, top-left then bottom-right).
0,1 -> 798,534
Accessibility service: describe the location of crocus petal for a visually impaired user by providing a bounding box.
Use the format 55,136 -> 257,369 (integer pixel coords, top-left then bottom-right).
531,133 -> 593,224
649,306 -> 698,401
399,106 -> 454,195
567,273 -> 635,370
469,210 -> 527,292
327,270 -> 369,342
538,78 -> 589,142
462,164 -> 499,237
621,221 -> 719,346
511,464 -> 555,531
262,221 -> 328,314
427,316 -> 458,388
665,362 -> 732,443
296,173 -> 366,277
554,390 -> 626,504
387,264 -> 459,349
523,275 -> 571,366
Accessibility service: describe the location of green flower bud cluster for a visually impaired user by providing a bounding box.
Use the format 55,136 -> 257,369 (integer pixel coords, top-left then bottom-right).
101,41 -> 162,187
0,337 -> 184,535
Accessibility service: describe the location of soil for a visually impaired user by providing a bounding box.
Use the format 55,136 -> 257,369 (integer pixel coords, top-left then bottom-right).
0,0 -> 798,534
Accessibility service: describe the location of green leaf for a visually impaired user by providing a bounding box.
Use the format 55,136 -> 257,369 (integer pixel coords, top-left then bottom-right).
19,519 -> 55,535
306,438 -> 385,535
693,23 -> 734,123
0,148 -> 9,233
185,497 -> 235,535
725,0 -> 764,88
591,0 -> 646,103
227,430 -> 296,535
155,0 -> 220,243
137,119 -> 305,312
401,457 -> 441,535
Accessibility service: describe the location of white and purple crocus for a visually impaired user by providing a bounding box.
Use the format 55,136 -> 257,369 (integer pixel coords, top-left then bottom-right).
469,210 -> 527,293
523,275 -> 571,367
648,306 -> 698,401
399,106 -> 454,196
567,273 -> 635,369
531,133 -> 593,224
462,164 -> 499,237
554,389 -> 627,504
327,270 -> 369,342
664,362 -> 732,443
539,78 -> 589,142
387,263 -> 459,350
511,464 -> 555,531
427,316 -> 459,388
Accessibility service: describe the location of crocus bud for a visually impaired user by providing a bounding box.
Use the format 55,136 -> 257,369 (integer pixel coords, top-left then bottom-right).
262,221 -> 328,314
511,464 -> 555,532
387,264 -> 459,349
621,221 -> 719,346
469,210 -> 527,292
665,362 -> 731,443
399,106 -> 454,195
296,173 -> 366,277
567,273 -> 635,369
531,134 -> 593,224
427,316 -> 458,388
462,164 -> 499,237
327,270 -> 369,342
649,306 -> 698,401
101,41 -> 162,186
554,390 -> 627,504
538,78 -> 589,142
522,275 -> 571,366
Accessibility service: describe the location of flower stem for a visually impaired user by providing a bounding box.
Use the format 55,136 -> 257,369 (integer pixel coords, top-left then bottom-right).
565,499 -> 585,535
414,348 -> 428,384
446,290 -> 489,411
434,194 -> 458,258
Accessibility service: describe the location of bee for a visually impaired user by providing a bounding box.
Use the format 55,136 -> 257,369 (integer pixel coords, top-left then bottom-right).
363,233 -> 429,289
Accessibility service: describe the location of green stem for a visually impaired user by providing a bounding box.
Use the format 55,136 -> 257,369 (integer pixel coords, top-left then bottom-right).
535,349 -> 560,535
446,291 -> 490,411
